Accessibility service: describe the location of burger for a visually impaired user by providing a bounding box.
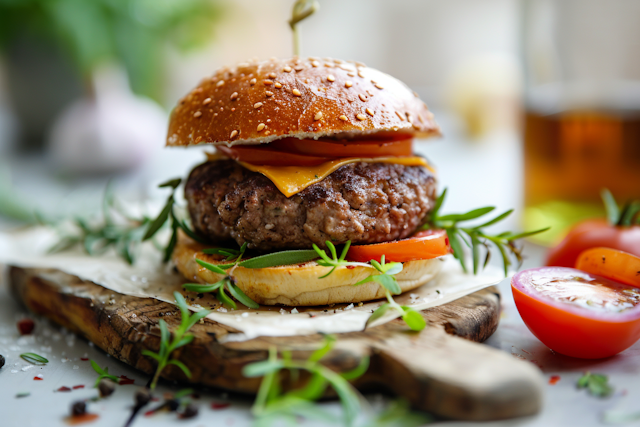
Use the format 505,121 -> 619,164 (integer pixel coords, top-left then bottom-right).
168,57 -> 449,307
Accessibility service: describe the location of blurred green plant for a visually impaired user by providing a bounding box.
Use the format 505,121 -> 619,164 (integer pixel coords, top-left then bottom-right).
0,0 -> 222,102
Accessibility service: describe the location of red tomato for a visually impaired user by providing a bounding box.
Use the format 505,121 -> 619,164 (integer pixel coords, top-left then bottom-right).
346,229 -> 450,263
546,219 -> 640,267
512,266 -> 640,359
576,247 -> 640,288
216,145 -> 330,166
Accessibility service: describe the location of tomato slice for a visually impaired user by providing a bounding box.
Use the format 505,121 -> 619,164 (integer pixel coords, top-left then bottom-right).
512,266 -> 640,359
216,145 -> 331,166
575,247 -> 640,288
271,137 -> 413,158
346,229 -> 450,263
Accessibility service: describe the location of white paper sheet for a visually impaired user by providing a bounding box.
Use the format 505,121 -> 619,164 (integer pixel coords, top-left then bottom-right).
0,226 -> 504,341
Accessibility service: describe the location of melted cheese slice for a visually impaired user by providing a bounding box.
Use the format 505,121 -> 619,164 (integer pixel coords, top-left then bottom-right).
238,157 -> 435,197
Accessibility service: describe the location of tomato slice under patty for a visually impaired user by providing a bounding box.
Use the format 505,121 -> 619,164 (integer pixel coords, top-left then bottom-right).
512,266 -> 640,359
216,137 -> 413,166
576,247 -> 640,288
346,229 -> 450,263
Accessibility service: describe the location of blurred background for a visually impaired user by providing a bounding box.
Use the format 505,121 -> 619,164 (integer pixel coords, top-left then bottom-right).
0,0 -> 638,245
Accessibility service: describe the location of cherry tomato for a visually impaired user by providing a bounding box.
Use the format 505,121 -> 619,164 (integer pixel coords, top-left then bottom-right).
546,219 -> 640,267
512,266 -> 640,359
346,229 -> 450,263
576,247 -> 640,288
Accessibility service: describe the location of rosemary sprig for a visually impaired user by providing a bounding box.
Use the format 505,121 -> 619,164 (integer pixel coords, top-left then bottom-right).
191,259 -> 260,308
20,352 -> 49,365
601,188 -> 640,227
202,242 -> 247,266
422,188 -> 549,276
90,360 -> 119,387
243,335 -> 368,426
141,291 -> 210,390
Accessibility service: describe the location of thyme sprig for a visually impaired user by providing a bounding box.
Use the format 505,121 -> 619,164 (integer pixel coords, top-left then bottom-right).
90,360 -> 119,387
142,291 -> 210,390
190,259 -> 260,309
422,188 -> 549,276
202,242 -> 247,267
601,188 -> 640,227
243,335 -> 368,426
313,241 -> 358,278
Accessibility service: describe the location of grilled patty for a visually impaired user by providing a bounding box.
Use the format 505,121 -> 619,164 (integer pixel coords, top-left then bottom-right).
185,160 -> 437,251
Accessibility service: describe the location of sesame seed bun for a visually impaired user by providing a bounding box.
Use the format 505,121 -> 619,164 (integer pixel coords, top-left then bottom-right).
166,57 -> 440,147
173,232 -> 443,306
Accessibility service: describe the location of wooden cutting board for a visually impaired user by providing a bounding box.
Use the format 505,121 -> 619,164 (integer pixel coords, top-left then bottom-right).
8,266 -> 543,421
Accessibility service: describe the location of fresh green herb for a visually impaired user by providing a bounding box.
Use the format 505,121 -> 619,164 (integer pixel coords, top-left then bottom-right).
15,392 -> 30,398
243,335 -> 368,426
20,352 -> 49,365
90,360 -> 119,387
313,241 -> 356,278
289,0 -> 319,56
142,291 -> 210,390
603,409 -> 640,424
202,242 -> 247,266
203,246 -> 319,270
422,188 -> 549,275
370,399 -> 432,427
601,188 -> 640,227
577,372 -> 613,397
191,260 -> 260,309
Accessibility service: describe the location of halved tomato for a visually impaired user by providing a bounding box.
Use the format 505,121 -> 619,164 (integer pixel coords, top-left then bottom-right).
512,266 -> 640,359
346,229 -> 450,263
576,247 -> 640,288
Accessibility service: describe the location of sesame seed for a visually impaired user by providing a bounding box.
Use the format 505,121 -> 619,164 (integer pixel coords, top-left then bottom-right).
283,66 -> 292,72
358,71 -> 365,78
216,80 -> 225,87
249,78 -> 257,85
269,72 -> 276,78
230,92 -> 238,100
203,98 -> 212,105
334,59 -> 343,64
264,80 -> 273,85
274,82 -> 282,88
358,93 -> 367,102
356,114 -> 366,121
339,115 -> 348,121
292,89 -> 301,96
265,91 -> 274,97
264,130 -> 271,136
230,130 -> 238,139
312,61 -> 320,67
395,111 -> 405,121
327,75 -> 335,82
294,66 -> 304,71
324,63 -> 333,68
375,83 -> 384,89
345,81 -> 353,88
314,111 -> 323,120
366,108 -> 374,116
257,123 -> 266,131
254,102 -> 263,109
347,72 -> 356,77
194,111 -> 202,118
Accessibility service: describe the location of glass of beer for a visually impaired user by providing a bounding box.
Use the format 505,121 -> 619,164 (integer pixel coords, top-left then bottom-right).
521,0 -> 640,245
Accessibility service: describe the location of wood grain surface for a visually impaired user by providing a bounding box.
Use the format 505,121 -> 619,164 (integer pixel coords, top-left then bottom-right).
8,266 -> 543,421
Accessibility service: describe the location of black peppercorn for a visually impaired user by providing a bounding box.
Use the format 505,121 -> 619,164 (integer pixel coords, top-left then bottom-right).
179,403 -> 199,419
134,387 -> 152,407
98,378 -> 116,398
0,354 -> 5,369
166,399 -> 179,412
71,401 -> 86,417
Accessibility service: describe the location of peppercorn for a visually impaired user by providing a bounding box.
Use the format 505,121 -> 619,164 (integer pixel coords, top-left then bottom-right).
134,387 -> 152,407
0,354 -> 5,369
166,399 -> 179,412
71,401 -> 86,417
98,378 -> 116,398
179,403 -> 199,419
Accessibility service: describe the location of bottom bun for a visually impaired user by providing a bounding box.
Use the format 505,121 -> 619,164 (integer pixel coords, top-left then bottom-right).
173,233 -> 444,306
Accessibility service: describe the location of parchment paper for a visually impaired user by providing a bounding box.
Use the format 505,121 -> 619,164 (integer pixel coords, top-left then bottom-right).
0,226 -> 504,341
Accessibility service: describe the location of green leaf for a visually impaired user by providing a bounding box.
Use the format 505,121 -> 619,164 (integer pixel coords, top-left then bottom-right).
288,372 -> 328,401
174,215 -> 209,244
20,353 -> 49,365
373,274 -> 401,295
353,275 -> 376,286
195,258 -> 228,275
173,334 -> 195,350
371,399 -> 432,427
143,195 -> 173,241
309,335 -> 336,363
577,372 -> 613,397
437,206 -> 495,222
501,227 -> 550,241
601,189 -> 620,225
383,262 -> 403,276
364,304 -> 391,329
474,209 -> 513,229
182,282 -> 222,293
174,388 -> 194,399
619,201 -> 640,227
159,178 -> 182,189
243,360 -> 284,378
141,350 -> 162,362
159,319 -> 169,357
217,286 -> 237,309
340,355 -> 369,380
446,229 -> 467,273
238,249 -> 319,269
323,370 -> 361,426
163,219 -> 179,263
226,282 -> 260,309
168,359 -> 192,378
431,188 -> 447,217
401,307 -> 426,331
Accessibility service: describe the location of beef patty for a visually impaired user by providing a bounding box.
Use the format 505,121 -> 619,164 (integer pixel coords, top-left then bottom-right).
185,160 -> 437,251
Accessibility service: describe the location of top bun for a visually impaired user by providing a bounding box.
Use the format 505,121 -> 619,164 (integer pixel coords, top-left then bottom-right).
166,57 -> 440,147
